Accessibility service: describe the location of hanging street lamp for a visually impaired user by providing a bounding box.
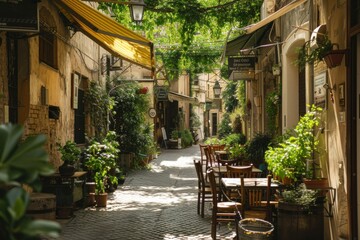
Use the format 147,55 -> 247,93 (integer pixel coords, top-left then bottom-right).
213,80 -> 222,98
129,0 -> 146,23
85,0 -> 146,23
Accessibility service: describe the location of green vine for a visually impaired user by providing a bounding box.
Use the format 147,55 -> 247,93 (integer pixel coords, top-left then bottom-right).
85,81 -> 116,141
222,80 -> 239,113
237,81 -> 246,116
98,0 -> 263,81
265,91 -> 280,135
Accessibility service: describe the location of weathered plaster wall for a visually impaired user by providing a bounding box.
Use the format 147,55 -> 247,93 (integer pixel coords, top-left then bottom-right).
279,0 -> 349,238
22,1 -> 103,169
319,0 -> 349,238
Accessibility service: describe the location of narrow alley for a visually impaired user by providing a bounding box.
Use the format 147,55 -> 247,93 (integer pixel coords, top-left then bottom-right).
57,145 -> 236,240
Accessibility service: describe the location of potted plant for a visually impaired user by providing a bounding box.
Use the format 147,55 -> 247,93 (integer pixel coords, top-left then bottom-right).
297,35 -> 333,69
297,34 -> 346,69
57,140 -> 81,176
265,105 -> 322,184
277,184 -> 325,240
84,131 -> 119,207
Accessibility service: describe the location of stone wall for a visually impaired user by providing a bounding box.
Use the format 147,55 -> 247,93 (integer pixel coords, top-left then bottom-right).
23,105 -> 61,170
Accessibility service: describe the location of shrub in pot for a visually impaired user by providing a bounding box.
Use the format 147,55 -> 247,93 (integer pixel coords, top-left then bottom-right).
265,105 -> 322,183
57,140 -> 81,176
84,131 -> 119,207
277,184 -> 325,240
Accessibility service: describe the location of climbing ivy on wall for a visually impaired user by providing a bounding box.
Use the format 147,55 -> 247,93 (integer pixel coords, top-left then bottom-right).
98,0 -> 263,81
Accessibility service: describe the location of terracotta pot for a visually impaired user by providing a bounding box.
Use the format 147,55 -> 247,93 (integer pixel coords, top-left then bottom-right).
323,50 -> 346,68
95,193 -> 108,207
303,178 -> 329,196
87,192 -> 96,207
281,176 -> 293,186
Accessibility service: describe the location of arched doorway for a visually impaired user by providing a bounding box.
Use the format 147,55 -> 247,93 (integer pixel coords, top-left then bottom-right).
281,29 -> 308,132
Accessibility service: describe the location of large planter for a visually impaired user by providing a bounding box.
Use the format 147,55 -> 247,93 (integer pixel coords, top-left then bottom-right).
95,193 -> 108,207
277,201 -> 324,240
58,163 -> 75,176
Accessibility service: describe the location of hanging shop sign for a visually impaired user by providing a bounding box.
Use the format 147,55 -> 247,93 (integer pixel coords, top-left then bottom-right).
228,56 -> 256,80
0,0 -> 39,32
154,86 -> 168,101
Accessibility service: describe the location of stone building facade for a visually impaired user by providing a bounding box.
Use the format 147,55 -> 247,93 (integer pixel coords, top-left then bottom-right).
0,0 -> 153,170
225,0 -> 359,239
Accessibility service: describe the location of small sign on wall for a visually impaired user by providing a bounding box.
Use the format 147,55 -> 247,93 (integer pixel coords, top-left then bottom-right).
314,72 -> 327,109
72,73 -> 79,109
338,83 -> 345,106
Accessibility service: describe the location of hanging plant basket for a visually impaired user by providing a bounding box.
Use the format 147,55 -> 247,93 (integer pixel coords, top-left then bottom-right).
323,49 -> 346,68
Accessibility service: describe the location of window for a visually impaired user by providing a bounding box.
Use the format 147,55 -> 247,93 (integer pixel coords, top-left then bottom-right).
39,7 -> 57,68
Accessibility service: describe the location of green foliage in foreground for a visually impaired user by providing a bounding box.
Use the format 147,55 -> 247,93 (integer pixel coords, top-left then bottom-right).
0,124 -> 61,239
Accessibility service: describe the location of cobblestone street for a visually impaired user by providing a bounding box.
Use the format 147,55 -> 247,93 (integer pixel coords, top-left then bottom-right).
57,145 -> 236,240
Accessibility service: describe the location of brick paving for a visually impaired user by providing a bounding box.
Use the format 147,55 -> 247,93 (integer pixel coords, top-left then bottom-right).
56,145 -> 237,240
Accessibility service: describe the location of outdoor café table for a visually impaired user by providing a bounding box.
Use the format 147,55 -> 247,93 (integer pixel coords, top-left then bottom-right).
221,177 -> 282,219
213,165 -> 263,177
220,177 -> 282,204
221,177 -> 281,190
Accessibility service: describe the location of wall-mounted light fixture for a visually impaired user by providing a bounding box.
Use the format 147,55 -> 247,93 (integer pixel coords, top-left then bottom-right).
323,83 -> 336,103
272,65 -> 281,76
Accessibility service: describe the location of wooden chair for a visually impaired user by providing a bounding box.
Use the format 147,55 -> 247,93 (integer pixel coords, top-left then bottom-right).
207,168 -> 243,240
210,144 -> 226,153
204,146 -> 224,191
226,164 -> 254,178
223,165 -> 253,201
193,159 -> 212,218
204,146 -> 217,169
199,144 -> 208,170
242,175 -> 278,222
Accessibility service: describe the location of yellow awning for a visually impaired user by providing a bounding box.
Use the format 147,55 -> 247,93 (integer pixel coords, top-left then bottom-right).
54,0 -> 154,70
244,0 -> 307,34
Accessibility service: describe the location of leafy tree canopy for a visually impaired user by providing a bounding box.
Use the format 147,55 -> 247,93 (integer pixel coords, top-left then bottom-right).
98,0 -> 262,80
